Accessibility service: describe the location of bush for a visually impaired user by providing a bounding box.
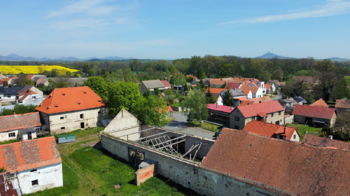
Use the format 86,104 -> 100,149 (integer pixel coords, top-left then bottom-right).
0,104 -> 37,116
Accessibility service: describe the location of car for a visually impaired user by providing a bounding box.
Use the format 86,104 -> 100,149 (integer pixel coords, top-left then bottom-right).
213,131 -> 221,139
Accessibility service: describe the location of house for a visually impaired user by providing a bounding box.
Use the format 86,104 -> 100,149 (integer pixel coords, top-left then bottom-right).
302,134 -> 350,150
239,96 -> 273,106
173,85 -> 184,91
225,83 -> 241,89
293,76 -> 319,85
0,173 -> 19,196
0,137 -> 63,194
0,73 -> 6,79
293,105 -> 337,127
35,77 -> 49,87
230,101 -> 285,129
278,98 -> 299,114
35,86 -> 107,134
218,88 -> 247,106
19,90 -> 44,105
32,75 -> 47,82
48,77 -> 88,86
335,99 -> 350,114
160,80 -> 171,89
1,78 -> 12,86
310,98 -> 328,107
207,104 -> 235,125
26,75 -> 34,81
240,86 -> 263,98
0,86 -> 23,101
200,129 -> 350,196
243,120 -> 300,141
141,80 -> 166,94
293,96 -> 307,104
264,83 -> 275,94
206,88 -> 225,99
0,80 -> 2,87
0,112 -> 41,142
17,85 -> 43,98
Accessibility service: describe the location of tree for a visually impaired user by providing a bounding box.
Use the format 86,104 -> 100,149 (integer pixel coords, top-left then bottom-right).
167,65 -> 176,73
220,82 -> 226,88
132,95 -> 169,126
222,88 -> 235,107
334,112 -> 350,141
205,88 -> 217,104
181,89 -> 208,123
82,76 -> 109,102
108,82 -> 142,116
272,69 -> 283,81
197,68 -> 206,80
143,89 -> 152,98
169,70 -> 186,85
0,167 -> 6,173
88,69 -> 96,76
154,88 -> 161,96
332,76 -> 350,100
53,77 -> 69,88
312,59 -> 336,72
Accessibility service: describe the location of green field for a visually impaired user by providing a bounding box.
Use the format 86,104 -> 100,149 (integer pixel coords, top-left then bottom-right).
286,124 -> 322,140
192,120 -> 222,132
27,128 -> 198,196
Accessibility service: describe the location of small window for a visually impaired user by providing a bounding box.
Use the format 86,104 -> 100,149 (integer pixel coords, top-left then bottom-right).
252,117 -> 255,120
293,135 -> 296,139
55,105 -> 58,108
80,114 -> 84,119
60,117 -> 64,120
62,93 -> 65,96
31,180 -> 39,186
98,111 -> 101,114
8,132 -> 16,137
77,102 -> 81,105
279,111 -> 281,115
83,91 -> 87,94
61,127 -> 65,130
271,113 -> 274,117
30,169 -> 37,172
32,96 -> 36,99
235,116 -> 240,121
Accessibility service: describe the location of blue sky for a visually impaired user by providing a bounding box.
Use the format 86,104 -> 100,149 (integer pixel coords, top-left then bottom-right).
0,0 -> 349,59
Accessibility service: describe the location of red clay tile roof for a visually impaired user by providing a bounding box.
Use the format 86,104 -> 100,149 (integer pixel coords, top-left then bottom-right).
206,88 -> 226,94
1,78 -> 11,82
0,112 -> 41,133
167,106 -> 173,112
35,77 -> 46,85
335,99 -> 350,109
240,86 -> 259,95
239,100 -> 254,106
302,134 -> 350,150
244,120 -> 299,140
310,98 -> 328,108
207,104 -> 235,114
225,83 -> 240,89
200,129 -> 350,195
242,81 -> 258,87
26,75 -> 34,80
35,86 -> 106,114
160,80 -> 171,88
209,79 -> 226,86
264,83 -> 271,89
292,105 -> 336,120
235,97 -> 247,101
0,80 -> 2,85
19,90 -> 37,101
0,136 -> 61,173
237,101 -> 284,118
17,85 -> 35,96
248,96 -> 273,104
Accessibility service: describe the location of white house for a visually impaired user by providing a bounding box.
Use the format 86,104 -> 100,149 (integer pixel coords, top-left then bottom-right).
0,86 -> 22,101
0,112 -> 41,142
0,137 -> 63,194
19,90 -> 44,105
218,88 -> 247,106
240,86 -> 263,98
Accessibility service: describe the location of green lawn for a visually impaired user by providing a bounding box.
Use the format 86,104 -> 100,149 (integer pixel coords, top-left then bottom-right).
26,128 -> 199,196
0,139 -> 18,145
286,124 -> 322,140
192,120 -> 222,132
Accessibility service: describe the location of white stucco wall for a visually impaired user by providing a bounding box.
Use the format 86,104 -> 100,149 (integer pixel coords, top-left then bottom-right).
290,130 -> 300,142
247,91 -> 252,99
104,109 -> 142,141
18,163 -> 63,194
216,96 -> 223,105
22,131 -> 37,140
0,130 -> 18,142
22,94 -> 44,104
253,88 -> 264,98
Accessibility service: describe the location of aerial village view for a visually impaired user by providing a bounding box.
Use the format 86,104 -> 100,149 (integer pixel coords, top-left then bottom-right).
1,0 -> 350,196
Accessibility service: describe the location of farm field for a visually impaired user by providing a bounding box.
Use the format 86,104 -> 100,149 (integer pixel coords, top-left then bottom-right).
0,65 -> 79,75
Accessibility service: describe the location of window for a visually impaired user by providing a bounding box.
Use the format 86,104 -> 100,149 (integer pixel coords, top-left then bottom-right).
32,96 -> 36,99
279,111 -> 281,115
31,180 -> 39,186
271,113 -> 274,117
60,117 -> 64,120
235,116 -> 240,121
61,127 -> 65,130
80,114 -> 84,119
8,132 -> 16,137
30,169 -> 37,172
293,135 -> 296,139
252,117 -> 255,120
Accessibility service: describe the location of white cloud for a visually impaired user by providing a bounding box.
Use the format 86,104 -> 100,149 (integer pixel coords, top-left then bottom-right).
220,0 -> 350,24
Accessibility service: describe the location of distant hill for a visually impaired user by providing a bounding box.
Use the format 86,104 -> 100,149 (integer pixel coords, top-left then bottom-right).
326,57 -> 350,62
255,52 -> 290,59
0,54 -> 133,62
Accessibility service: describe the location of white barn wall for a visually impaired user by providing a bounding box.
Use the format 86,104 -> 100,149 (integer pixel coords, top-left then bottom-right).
0,130 -> 18,142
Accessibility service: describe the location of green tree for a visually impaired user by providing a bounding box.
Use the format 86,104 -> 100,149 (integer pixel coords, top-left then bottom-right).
154,88 -> 161,96
332,76 -> 350,99
181,89 -> 208,123
143,89 -> 152,98
108,82 -> 142,116
167,65 -> 176,73
312,59 -> 336,72
88,69 -> 96,76
205,88 -> 217,104
133,95 -> 169,126
272,69 -> 284,81
169,70 -> 186,85
220,82 -> 226,88
197,68 -> 206,80
82,76 -> 109,102
222,88 -> 235,107
0,167 -> 6,173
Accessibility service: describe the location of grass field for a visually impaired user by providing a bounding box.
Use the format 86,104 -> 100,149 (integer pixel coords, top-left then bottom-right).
0,65 -> 79,75
192,120 -> 222,132
27,128 -> 199,196
286,124 -> 322,140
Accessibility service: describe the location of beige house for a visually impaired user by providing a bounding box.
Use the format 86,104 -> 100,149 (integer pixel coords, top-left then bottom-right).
141,80 -> 166,94
229,101 -> 285,130
36,86 -> 107,134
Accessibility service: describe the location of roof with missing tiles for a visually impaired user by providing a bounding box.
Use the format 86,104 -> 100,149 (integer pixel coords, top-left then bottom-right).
0,137 -> 61,173
0,112 -> 41,133
35,86 -> 106,114
200,129 -> 350,195
335,99 -> 350,109
302,134 -> 350,150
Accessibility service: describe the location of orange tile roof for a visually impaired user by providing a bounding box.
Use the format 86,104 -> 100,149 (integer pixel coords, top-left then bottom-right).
302,134 -> 350,150
248,96 -> 273,104
242,81 -> 258,87
19,90 -> 37,101
264,83 -> 271,89
234,97 -> 247,101
26,75 -> 34,80
35,86 -> 106,114
239,100 -> 254,106
0,136 -> 61,173
240,86 -> 259,95
237,101 -> 284,118
209,79 -> 226,86
0,112 -> 41,133
1,78 -> 11,82
244,120 -> 299,140
206,88 -> 226,94
36,77 -> 46,85
310,98 -> 328,107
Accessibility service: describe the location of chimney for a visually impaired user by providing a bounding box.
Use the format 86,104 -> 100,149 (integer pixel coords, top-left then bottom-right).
231,107 -> 233,110
216,103 -> 218,108
329,135 -> 333,140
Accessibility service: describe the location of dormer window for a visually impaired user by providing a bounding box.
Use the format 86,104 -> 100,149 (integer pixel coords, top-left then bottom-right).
83,92 -> 87,94
62,93 -> 66,96
77,102 -> 81,105
98,100 -> 101,102
54,105 -> 58,108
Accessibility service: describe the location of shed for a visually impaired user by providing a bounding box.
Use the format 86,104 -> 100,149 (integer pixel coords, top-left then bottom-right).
57,134 -> 76,143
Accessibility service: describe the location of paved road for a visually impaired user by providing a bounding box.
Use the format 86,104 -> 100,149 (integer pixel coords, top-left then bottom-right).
272,90 -> 282,100
163,112 -> 215,140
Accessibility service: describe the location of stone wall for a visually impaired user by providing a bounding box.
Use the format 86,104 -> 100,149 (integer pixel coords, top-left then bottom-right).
101,133 -> 282,196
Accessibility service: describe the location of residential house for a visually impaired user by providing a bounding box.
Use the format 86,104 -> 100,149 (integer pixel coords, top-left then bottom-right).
0,73 -> 6,79
1,78 -> 12,86
17,85 -> 43,98
278,98 -> 299,114
35,77 -> 49,87
26,75 -> 34,81
264,83 -> 275,94
0,86 -> 22,101
225,83 -> 241,89
32,75 -> 47,82
206,88 -> 226,105
19,90 -> 44,105
269,80 -> 285,88
200,129 -> 350,196
160,80 -> 171,89
0,173 -> 19,196
240,86 -> 263,98
173,85 -> 184,91
293,96 -> 307,105
141,80 -> 166,94
293,76 -> 319,85
335,99 -> 350,114
230,101 -> 285,130
239,96 -> 273,106
302,134 -> 350,150
0,112 -> 41,142
0,80 -> 2,87
218,88 -> 247,106
35,86 -> 107,134
207,104 -> 235,125
310,98 -> 328,107
0,137 -> 63,194
244,120 -> 300,141
293,105 -> 337,127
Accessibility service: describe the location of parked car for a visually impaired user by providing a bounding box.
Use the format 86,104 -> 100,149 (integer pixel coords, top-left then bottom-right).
213,131 -> 221,139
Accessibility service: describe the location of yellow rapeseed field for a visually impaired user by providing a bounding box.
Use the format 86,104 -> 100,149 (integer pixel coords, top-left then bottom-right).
0,65 -> 79,75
